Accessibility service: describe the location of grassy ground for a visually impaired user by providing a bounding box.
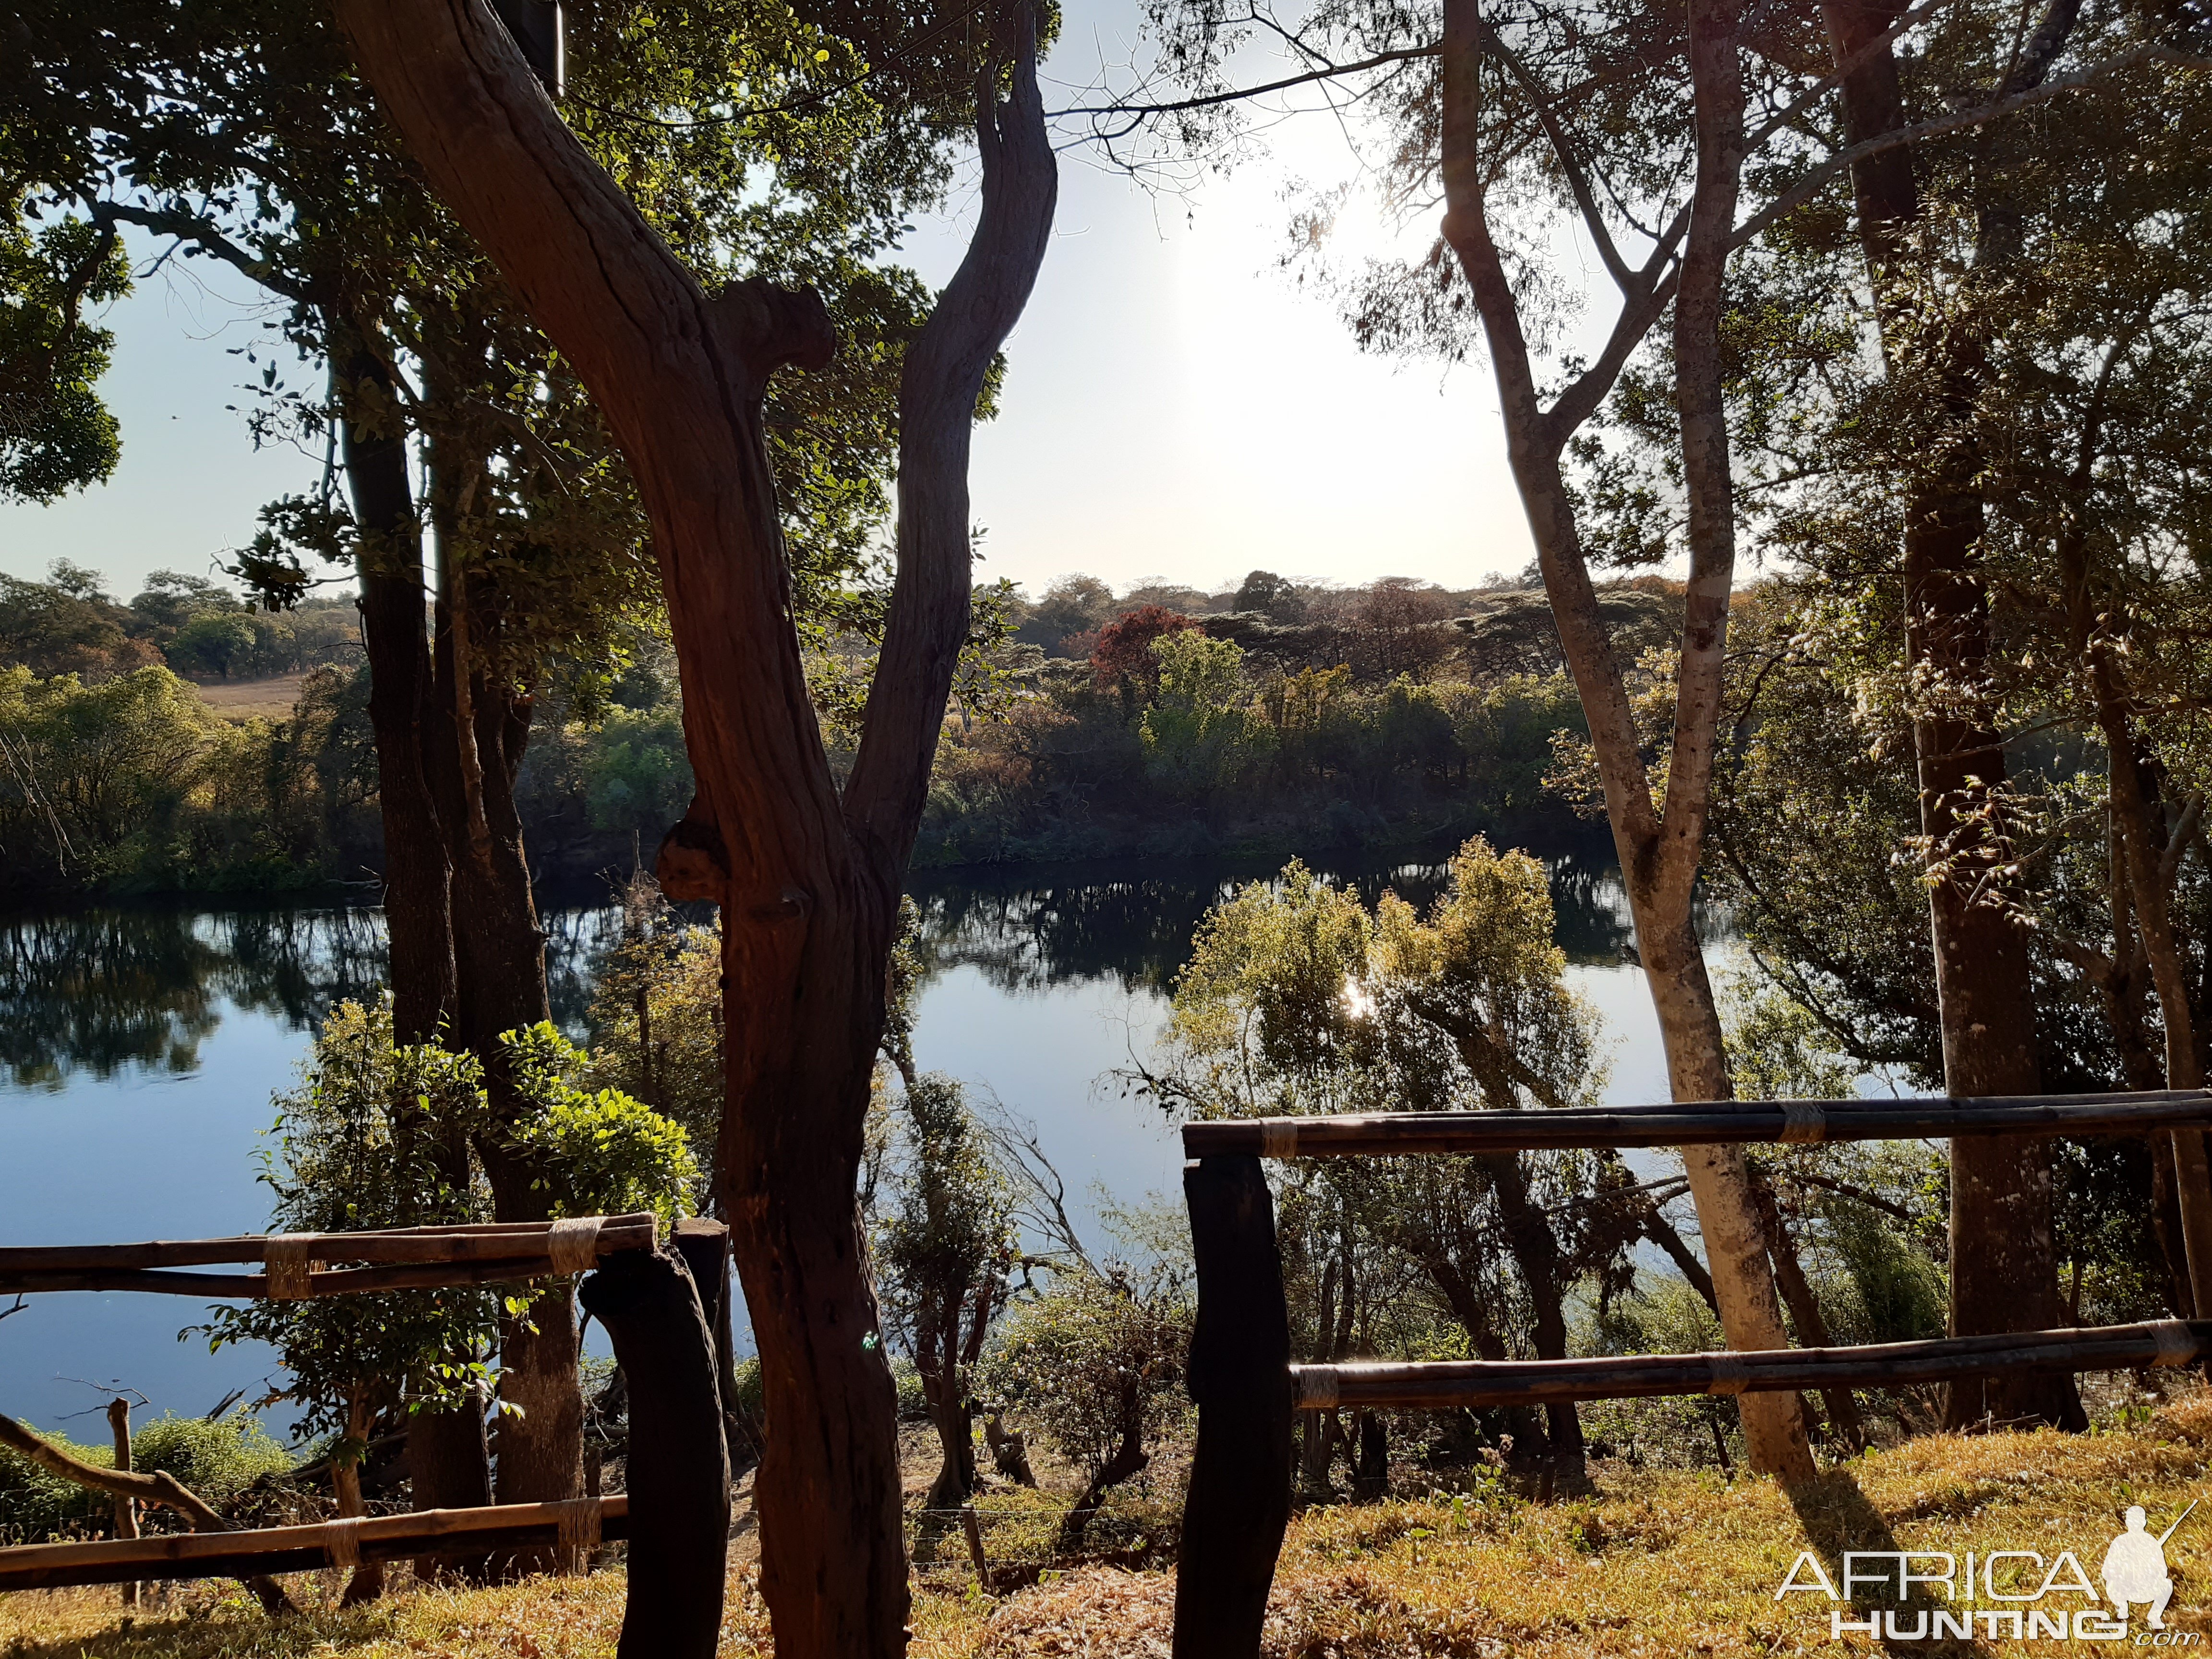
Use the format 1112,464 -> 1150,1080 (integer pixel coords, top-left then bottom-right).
191,675 -> 307,721
8,1394 -> 2211,1657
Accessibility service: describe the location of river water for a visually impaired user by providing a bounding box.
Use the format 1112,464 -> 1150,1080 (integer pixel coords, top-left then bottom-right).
0,840 -> 1676,1440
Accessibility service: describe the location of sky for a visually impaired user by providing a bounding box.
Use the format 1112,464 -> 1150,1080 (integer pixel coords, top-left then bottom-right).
0,2 -> 1538,604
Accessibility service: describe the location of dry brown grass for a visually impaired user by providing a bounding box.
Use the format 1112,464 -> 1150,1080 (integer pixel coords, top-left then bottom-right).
9,1393 -> 2212,1657
192,675 -> 307,721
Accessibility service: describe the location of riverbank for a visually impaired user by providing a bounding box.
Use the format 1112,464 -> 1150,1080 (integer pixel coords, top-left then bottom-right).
8,1389 -> 2207,1656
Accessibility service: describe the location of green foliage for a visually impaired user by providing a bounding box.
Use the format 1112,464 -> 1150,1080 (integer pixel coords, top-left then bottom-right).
980,1269 -> 1193,1480
500,1022 -> 698,1226
1720,979 -> 1857,1102
199,998 -> 499,1445
583,884 -> 725,1157
0,216 -> 129,503
0,1414 -> 293,1544
873,1076 -> 1016,1347
0,663 -> 367,898
918,579 -> 1594,867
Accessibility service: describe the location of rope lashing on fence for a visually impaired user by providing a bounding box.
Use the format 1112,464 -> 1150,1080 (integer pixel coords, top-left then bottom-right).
557,1496 -> 601,1558
323,1517 -> 363,1571
263,1234 -> 323,1300
1293,1369 -> 1338,1411
548,1216 -> 603,1276
1706,1353 -> 1753,1394
1260,1120 -> 1300,1159
2155,1320 -> 2198,1367
1777,1101 -> 1826,1144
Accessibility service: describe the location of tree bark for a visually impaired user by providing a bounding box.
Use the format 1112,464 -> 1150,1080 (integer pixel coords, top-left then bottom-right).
331,308 -> 497,1537
105,1398 -> 138,1610
330,2 -> 1057,1648
1435,0 -> 1811,1480
335,1393 -> 385,1605
332,319 -> 459,1046
1818,0 -> 2082,1431
1747,1175 -> 1866,1449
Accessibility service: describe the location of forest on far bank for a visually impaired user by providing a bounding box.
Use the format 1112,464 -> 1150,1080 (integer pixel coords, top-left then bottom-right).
0,559 -> 1631,900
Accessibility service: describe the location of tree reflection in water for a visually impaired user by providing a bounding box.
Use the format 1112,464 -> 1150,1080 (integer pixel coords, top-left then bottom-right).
0,840 -> 1639,1090
907,836 -> 1635,998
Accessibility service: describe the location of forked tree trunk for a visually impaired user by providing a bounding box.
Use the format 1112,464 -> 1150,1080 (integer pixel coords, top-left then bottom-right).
1818,0 -> 2083,1429
331,3 -> 1057,1648
1435,0 -> 1812,1480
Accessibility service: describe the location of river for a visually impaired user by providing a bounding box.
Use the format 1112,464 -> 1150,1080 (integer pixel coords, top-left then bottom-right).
0,839 -> 1677,1441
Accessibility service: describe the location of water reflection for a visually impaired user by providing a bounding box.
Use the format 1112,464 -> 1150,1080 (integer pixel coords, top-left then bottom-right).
909,838 -> 1634,997
0,904 -> 640,1088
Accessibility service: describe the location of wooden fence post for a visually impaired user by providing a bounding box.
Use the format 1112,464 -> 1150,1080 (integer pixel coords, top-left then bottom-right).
578,1243 -> 729,1659
672,1219 -> 744,1470
1173,1154 -> 1291,1659
106,1398 -> 138,1609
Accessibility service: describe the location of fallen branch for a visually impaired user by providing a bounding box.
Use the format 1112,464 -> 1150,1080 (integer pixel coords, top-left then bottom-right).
0,1410 -> 298,1614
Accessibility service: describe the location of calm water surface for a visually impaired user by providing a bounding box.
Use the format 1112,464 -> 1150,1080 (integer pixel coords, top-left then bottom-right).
0,842 -> 1674,1438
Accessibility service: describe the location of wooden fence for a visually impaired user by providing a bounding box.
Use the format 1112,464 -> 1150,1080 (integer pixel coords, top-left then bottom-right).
1170,1089 -> 2212,1658
0,1213 -> 732,1659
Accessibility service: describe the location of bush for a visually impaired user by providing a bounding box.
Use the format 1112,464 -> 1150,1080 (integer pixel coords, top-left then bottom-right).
0,1414 -> 294,1544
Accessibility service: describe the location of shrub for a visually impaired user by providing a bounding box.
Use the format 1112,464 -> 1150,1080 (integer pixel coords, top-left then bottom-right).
0,1414 -> 294,1544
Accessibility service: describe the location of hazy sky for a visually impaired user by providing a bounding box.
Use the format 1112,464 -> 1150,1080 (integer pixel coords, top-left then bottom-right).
0,6 -> 1537,603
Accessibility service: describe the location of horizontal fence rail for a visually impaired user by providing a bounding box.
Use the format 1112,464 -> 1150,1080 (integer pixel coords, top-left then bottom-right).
1290,1319 -> 2211,1412
1170,1089 -> 2212,1658
0,1497 -> 630,1592
1180,1090 -> 2212,1159
0,1214 -> 659,1298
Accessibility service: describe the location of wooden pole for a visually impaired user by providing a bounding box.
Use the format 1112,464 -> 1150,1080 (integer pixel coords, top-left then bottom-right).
1180,1091 -> 2212,1159
0,1497 -> 629,1591
1287,1319 -> 2212,1411
578,1244 -> 729,1659
671,1219 -> 743,1470
0,1212 -> 654,1292
105,1398 -> 138,1610
1173,1154 -> 1291,1659
0,1411 -> 297,1613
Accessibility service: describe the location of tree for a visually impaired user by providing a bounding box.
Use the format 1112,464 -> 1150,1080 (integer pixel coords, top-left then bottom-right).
0,215 -> 129,502
981,1264 -> 1192,1550
326,0 -> 1058,1647
200,998 -> 497,1604
1089,604 -> 1197,711
1152,842 -> 1649,1487
872,1073 -> 1016,1510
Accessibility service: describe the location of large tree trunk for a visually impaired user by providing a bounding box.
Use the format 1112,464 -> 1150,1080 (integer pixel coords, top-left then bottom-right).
1434,0 -> 1811,1479
331,2 -> 1056,1648
332,310 -> 494,1533
334,324 -> 459,1045
1818,0 -> 2082,1430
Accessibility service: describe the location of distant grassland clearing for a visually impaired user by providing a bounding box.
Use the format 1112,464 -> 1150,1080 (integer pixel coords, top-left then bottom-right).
192,674 -> 307,721
7,1393 -> 2211,1657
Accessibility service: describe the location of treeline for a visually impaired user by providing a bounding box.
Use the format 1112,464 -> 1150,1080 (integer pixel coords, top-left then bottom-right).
908,569 -> 1674,865
1,559 -> 1648,900
0,560 -> 360,681
0,596 -> 694,901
